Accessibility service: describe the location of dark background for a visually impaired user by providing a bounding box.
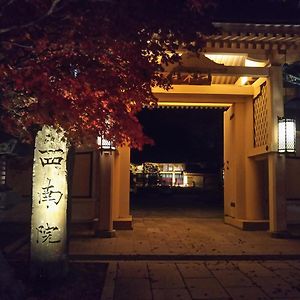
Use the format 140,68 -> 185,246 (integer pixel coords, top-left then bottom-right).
213,0 -> 300,23
131,0 -> 300,167
131,108 -> 224,169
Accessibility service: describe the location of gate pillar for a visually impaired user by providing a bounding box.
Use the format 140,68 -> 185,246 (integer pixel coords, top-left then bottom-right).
95,151 -> 116,237
112,146 -> 132,230
267,66 -> 287,236
225,93 -> 269,230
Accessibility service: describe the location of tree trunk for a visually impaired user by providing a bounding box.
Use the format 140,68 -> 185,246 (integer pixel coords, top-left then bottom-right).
30,125 -> 69,280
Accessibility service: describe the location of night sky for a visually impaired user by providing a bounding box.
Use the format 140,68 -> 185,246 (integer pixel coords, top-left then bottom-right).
212,0 -> 300,24
131,108 -> 224,168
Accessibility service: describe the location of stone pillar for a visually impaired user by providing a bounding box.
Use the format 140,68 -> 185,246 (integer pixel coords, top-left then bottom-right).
95,151 -> 116,237
31,125 -> 69,279
267,66 -> 287,237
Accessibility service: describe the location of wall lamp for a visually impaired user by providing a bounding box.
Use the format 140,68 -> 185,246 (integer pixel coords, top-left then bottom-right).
278,117 -> 296,153
97,136 -> 116,153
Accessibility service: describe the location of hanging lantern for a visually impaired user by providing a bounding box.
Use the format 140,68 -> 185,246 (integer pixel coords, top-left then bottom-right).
278,117 -> 296,153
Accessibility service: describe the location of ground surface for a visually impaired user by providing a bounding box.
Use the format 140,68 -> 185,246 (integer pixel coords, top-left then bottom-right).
6,261 -> 107,300
131,189 -> 224,218
3,190 -> 300,299
101,260 -> 300,300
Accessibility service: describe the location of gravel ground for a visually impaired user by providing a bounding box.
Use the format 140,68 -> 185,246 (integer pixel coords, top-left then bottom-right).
7,261 -> 107,300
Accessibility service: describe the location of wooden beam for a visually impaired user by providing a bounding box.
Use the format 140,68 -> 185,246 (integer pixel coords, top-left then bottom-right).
155,92 -> 251,105
152,84 -> 254,95
158,102 -> 231,108
165,66 -> 269,77
213,66 -> 269,77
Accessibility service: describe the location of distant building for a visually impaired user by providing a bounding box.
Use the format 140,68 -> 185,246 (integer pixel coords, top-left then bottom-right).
131,162 -> 220,189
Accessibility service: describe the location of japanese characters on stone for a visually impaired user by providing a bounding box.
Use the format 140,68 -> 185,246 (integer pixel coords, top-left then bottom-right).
35,148 -> 65,244
31,126 -> 68,250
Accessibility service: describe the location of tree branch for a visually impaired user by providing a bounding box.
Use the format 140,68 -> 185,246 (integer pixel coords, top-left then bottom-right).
47,0 -> 62,16
0,0 -> 63,35
2,41 -> 33,49
0,0 -> 16,14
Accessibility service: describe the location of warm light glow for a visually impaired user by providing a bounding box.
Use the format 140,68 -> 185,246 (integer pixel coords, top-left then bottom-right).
239,58 -> 267,86
278,118 -> 296,153
245,58 -> 267,68
204,54 -> 267,68
183,175 -> 188,187
240,77 -> 248,85
97,136 -> 116,151
205,54 -> 267,86
204,53 -> 246,66
31,125 -> 68,265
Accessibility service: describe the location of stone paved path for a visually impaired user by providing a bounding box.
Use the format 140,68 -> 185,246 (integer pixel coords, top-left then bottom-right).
101,260 -> 300,300
5,195 -> 300,299
69,211 -> 300,300
70,217 -> 300,257
69,203 -> 300,300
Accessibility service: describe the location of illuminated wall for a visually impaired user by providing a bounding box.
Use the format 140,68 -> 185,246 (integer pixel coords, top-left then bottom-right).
31,125 -> 69,276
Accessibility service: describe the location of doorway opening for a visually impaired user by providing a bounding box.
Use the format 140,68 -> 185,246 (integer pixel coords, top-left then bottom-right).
130,107 -> 225,219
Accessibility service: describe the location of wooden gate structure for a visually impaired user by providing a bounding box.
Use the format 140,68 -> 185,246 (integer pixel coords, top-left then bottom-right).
7,22 -> 300,237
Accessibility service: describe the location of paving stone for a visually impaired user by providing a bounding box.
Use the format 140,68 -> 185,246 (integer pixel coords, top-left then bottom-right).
226,286 -> 270,300
95,242 -> 117,254
152,288 -> 192,300
260,261 -> 294,271
23,199 -> 300,257
252,276 -> 300,298
132,229 -> 149,239
117,262 -> 149,279
149,263 -> 185,289
212,245 -> 246,255
168,249 -> 188,254
185,278 -> 230,299
211,269 -> 254,287
69,240 -> 88,254
114,238 -> 134,254
288,260 -> 300,270
114,278 -> 152,300
147,227 -> 162,233
133,239 -> 152,253
271,268 -> 300,288
206,261 -> 238,271
150,245 -> 172,254
234,262 -> 276,278
100,263 -> 117,300
118,230 -> 134,238
177,263 -> 213,278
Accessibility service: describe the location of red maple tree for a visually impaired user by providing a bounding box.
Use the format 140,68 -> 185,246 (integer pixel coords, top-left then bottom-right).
0,0 -> 214,149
